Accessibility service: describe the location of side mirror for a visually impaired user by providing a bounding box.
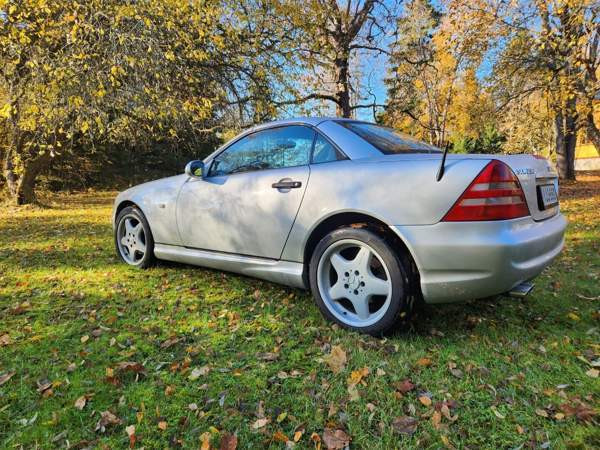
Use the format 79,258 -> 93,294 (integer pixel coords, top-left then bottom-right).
185,160 -> 205,179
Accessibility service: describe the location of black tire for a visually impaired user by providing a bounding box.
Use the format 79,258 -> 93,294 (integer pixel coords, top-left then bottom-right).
114,206 -> 156,269
309,227 -> 415,336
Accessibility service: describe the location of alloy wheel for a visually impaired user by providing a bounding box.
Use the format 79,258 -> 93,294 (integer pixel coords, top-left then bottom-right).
316,239 -> 392,327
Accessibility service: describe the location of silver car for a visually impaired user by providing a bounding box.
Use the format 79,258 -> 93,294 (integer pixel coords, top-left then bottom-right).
113,117 -> 567,335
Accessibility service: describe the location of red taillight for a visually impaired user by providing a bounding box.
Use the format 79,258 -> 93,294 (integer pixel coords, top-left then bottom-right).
442,160 -> 530,221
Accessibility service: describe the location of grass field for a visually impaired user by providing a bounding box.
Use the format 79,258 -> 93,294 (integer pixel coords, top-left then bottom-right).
1,174 -> 599,449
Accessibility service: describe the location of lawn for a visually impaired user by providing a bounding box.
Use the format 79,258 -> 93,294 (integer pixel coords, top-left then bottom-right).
1,175 -> 599,449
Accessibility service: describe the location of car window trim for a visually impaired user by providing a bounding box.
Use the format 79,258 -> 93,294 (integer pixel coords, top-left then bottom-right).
309,130 -> 349,164
207,124 -> 334,177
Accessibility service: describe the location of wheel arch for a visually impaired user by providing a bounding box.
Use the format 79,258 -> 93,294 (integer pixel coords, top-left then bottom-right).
302,211 -> 421,292
114,200 -> 143,226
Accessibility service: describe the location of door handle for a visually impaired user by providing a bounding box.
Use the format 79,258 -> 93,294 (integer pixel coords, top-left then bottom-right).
272,179 -> 302,189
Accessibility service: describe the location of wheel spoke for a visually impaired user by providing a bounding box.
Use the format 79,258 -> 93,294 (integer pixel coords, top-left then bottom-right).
134,241 -> 146,255
120,236 -> 128,247
328,282 -> 346,300
330,252 -> 350,274
133,223 -> 143,241
363,275 -> 390,298
350,296 -> 370,320
353,246 -> 372,274
124,218 -> 135,235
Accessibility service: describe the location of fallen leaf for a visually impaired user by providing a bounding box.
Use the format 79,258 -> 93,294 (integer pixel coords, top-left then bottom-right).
376,368 -> 386,376
491,406 -> 505,419
535,409 -> 549,418
160,337 -> 181,349
392,416 -> 418,435
432,411 -> 442,430
80,335 -> 89,344
251,418 -> 269,429
416,357 -> 432,367
294,429 -> 304,442
0,371 -> 16,386
95,411 -> 122,433
419,395 -> 432,407
125,424 -> 136,448
559,401 -> 597,423
394,379 -> 415,393
200,431 -> 211,450
116,361 -> 146,374
273,430 -> 289,443
0,334 -> 11,346
189,365 -> 210,380
257,352 -> 279,362
323,346 -> 347,374
276,412 -> 287,423
585,368 -> 599,378
220,432 -> 238,450
322,428 -> 351,449
347,367 -> 369,386
347,384 -> 360,401
158,421 -> 167,430
449,368 -> 463,378
440,404 -> 458,422
74,395 -> 87,410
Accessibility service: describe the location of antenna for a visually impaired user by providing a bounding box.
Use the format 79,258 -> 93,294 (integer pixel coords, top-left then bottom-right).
436,141 -> 450,182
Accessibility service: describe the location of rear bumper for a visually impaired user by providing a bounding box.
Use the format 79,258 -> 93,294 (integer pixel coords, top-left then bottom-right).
391,213 -> 567,304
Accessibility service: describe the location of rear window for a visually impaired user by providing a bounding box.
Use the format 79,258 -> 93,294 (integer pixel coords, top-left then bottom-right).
337,121 -> 441,154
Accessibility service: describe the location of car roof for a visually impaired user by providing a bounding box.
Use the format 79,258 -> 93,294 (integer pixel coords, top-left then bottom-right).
249,116 -> 359,131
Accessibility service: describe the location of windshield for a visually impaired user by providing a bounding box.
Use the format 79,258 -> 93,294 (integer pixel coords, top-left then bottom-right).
337,121 -> 441,154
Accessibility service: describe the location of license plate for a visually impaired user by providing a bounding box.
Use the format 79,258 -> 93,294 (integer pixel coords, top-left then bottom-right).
538,184 -> 558,209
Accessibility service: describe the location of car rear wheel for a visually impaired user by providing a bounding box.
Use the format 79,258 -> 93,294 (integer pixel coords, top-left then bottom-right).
115,206 -> 155,268
309,227 -> 414,336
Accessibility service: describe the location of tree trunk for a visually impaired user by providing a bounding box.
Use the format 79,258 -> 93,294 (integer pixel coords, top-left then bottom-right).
584,109 -> 600,155
554,101 -> 577,180
15,152 -> 52,205
3,148 -> 18,197
334,54 -> 352,118
4,149 -> 52,205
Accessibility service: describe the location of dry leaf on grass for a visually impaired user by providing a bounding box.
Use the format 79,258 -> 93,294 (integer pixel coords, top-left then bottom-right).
392,416 -> 418,435
323,345 -> 347,374
95,411 -> 122,433
251,418 -> 270,429
416,357 -> 432,367
125,425 -> 136,448
322,428 -> 351,449
74,395 -> 87,410
394,379 -> 415,393
116,361 -> 146,374
419,395 -> 432,406
220,432 -> 238,449
0,371 -> 15,386
347,367 -> 369,386
0,334 -> 11,346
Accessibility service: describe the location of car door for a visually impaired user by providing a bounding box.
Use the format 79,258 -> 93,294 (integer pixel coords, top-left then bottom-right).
176,125 -> 314,259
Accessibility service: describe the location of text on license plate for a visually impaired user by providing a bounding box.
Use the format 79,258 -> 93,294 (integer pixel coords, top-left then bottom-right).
539,184 -> 558,208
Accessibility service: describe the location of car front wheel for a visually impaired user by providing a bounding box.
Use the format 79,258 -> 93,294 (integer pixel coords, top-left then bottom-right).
309,227 -> 414,336
114,206 -> 155,268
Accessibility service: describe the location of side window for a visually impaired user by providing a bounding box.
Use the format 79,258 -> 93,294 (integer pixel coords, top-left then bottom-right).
312,133 -> 345,164
209,126 -> 315,176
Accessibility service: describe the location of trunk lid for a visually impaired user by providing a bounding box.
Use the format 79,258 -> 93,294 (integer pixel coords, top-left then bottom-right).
367,153 -> 560,221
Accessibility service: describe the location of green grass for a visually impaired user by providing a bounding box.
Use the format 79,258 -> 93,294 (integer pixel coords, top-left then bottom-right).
1,177 -> 599,449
